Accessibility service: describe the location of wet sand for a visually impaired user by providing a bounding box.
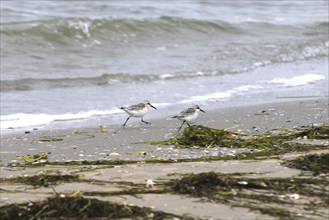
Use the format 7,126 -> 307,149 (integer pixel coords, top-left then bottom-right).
1,97 -> 328,165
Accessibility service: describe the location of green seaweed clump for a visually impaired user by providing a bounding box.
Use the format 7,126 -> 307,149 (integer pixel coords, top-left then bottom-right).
13,152 -> 48,163
291,124 -> 329,139
2,174 -> 80,187
171,172 -> 329,219
150,125 -> 240,148
148,124 -> 329,150
149,125 -> 280,149
173,126 -> 237,148
172,172 -> 235,197
284,153 -> 329,175
0,196 -> 184,220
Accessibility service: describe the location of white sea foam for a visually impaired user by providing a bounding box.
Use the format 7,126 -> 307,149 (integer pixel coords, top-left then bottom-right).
267,74 -> 325,87
159,74 -> 175,79
179,85 -> 264,103
0,109 -> 121,130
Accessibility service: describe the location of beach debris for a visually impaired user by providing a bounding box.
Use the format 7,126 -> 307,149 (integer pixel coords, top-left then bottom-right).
59,194 -> 66,198
110,152 -> 120,156
34,136 -> 64,143
146,179 -> 155,188
238,181 -> 248,185
13,152 -> 48,164
32,133 -> 70,143
259,181 -> 267,187
138,151 -> 148,156
254,110 -> 270,115
98,126 -> 113,133
6,160 -> 21,166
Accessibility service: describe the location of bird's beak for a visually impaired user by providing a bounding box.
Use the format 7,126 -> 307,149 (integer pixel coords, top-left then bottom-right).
200,108 -> 205,113
150,104 -> 157,110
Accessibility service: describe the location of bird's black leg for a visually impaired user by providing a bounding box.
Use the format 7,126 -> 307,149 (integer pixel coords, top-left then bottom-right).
141,117 -> 151,124
122,116 -> 131,128
186,122 -> 191,127
177,121 -> 186,132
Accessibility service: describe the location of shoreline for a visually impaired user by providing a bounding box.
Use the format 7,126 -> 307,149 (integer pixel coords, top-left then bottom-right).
1,91 -> 328,136
1,97 -> 328,165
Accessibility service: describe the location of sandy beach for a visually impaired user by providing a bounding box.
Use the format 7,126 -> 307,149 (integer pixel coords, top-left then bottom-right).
1,97 -> 328,219
1,97 -> 327,164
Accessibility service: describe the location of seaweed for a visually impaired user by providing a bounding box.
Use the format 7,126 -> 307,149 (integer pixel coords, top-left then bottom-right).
1,174 -> 80,187
10,141 -> 327,169
0,196 -> 187,220
13,152 -> 48,164
31,131 -> 95,143
289,124 -> 329,139
172,172 -> 328,198
283,153 -> 329,175
146,124 -> 329,161
148,124 -> 329,149
172,172 -> 234,197
170,172 -> 329,219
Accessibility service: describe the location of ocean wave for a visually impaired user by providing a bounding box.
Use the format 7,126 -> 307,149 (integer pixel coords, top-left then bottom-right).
0,84 -> 263,129
0,68 -> 228,91
0,17 -> 238,43
179,85 -> 264,103
0,50 -> 328,91
0,109 -> 122,130
0,72 -> 216,92
0,73 -> 151,91
2,17 -> 328,44
267,74 -> 326,87
2,17 -> 327,66
1,17 -> 328,92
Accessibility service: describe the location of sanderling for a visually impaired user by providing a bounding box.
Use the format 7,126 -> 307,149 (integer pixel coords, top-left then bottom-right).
172,105 -> 205,132
120,100 -> 157,128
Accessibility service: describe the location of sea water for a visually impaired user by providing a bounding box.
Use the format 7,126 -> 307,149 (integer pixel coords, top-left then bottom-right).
1,1 -> 328,133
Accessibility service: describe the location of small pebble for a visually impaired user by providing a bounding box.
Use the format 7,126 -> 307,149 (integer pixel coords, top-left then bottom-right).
289,193 -> 300,200
238,181 -> 248,185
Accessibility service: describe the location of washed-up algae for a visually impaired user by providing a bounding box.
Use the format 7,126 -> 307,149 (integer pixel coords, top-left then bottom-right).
3,171 -> 326,219
284,153 -> 329,175
171,172 -> 328,198
9,124 -> 328,168
170,172 -> 329,219
146,124 -> 329,162
0,196 -> 187,220
13,152 -> 48,164
1,125 -> 328,219
148,124 -> 329,149
1,174 -> 81,187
